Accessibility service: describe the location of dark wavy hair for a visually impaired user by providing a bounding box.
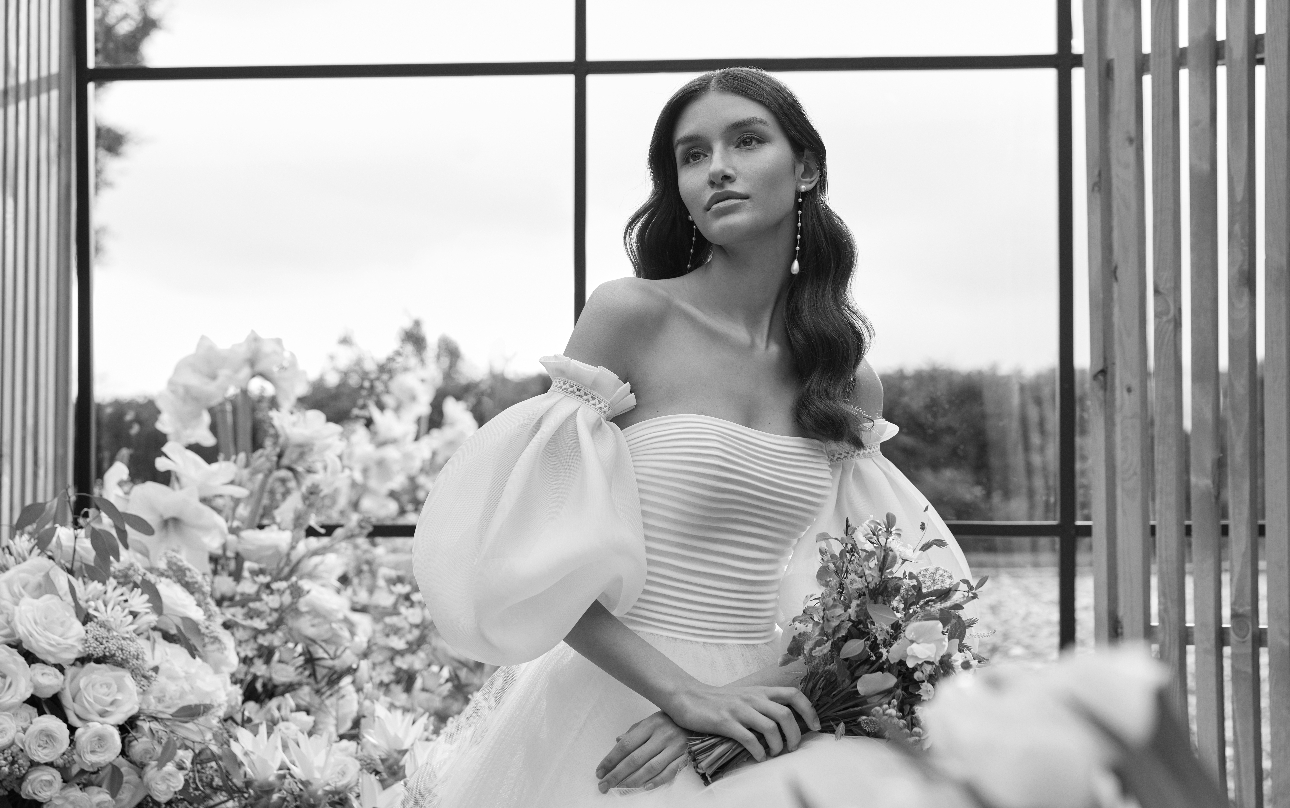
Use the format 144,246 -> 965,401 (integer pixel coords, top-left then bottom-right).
623,67 -> 874,446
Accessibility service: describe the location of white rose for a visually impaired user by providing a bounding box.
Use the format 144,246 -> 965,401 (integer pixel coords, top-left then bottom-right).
128,736 -> 160,766
9,701 -> 37,728
59,664 -> 140,726
0,644 -> 34,708
20,765 -> 64,802
48,785 -> 94,808
325,752 -> 361,792
203,626 -> 239,676
0,710 -> 19,749
0,557 -> 74,644
150,578 -> 205,624
74,722 -> 123,770
14,594 -> 86,665
29,663 -> 65,699
23,713 -> 71,763
81,786 -> 116,808
143,763 -> 185,803
140,640 -> 228,717
235,528 -> 293,567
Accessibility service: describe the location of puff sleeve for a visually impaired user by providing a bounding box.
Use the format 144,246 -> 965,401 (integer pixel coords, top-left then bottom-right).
412,355 -> 647,666
776,418 -> 974,639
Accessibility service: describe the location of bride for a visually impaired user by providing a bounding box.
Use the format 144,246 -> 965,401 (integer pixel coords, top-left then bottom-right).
403,67 -> 972,807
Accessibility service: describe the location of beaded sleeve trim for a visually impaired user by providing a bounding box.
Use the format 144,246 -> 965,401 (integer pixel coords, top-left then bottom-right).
551,377 -> 611,417
827,443 -> 882,464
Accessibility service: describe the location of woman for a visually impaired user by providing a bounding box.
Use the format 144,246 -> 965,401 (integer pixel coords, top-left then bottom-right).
404,67 -> 972,807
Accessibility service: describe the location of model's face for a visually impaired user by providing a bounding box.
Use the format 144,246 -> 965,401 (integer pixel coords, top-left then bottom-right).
672,91 -> 806,249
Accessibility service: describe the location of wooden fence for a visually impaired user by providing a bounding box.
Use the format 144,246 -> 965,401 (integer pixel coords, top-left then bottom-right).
1083,0 -> 1288,805
0,0 -> 75,541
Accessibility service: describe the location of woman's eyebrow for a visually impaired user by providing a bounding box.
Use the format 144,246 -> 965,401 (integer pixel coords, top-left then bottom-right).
673,116 -> 773,150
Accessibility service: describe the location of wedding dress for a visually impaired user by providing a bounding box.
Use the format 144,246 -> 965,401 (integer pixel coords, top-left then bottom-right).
403,355 -> 973,808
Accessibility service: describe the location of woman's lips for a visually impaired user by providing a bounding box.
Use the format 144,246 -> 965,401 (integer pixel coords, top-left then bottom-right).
708,197 -> 746,211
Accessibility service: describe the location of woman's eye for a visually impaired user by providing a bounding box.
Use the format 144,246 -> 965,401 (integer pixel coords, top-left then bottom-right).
736,133 -> 762,148
683,149 -> 706,164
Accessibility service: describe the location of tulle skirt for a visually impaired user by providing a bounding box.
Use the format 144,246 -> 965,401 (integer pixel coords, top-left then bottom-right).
401,629 -> 968,808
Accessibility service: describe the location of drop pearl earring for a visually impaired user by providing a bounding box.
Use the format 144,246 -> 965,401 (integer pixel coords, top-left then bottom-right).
687,216 -> 698,270
790,187 -> 804,275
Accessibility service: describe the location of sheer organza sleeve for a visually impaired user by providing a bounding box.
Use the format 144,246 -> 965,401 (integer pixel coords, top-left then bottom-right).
412,355 -> 646,666
776,418 -> 974,644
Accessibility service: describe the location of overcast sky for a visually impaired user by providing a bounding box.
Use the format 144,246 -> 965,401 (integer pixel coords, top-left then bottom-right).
92,0 -> 1268,398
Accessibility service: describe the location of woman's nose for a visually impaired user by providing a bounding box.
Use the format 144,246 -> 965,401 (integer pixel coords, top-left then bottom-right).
707,147 -> 735,184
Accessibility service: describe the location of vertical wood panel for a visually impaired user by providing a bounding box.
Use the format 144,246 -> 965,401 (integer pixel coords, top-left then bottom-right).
1188,0 -> 1227,788
0,0 -> 11,536
54,0 -> 71,494
1150,0 -> 1188,719
1084,0 -> 1120,645
13,0 -> 28,510
1109,0 -> 1152,641
1265,0 -> 1290,804
1226,0 -> 1264,805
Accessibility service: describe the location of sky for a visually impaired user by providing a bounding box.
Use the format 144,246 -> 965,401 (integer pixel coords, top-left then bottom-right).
90,0 -> 1269,398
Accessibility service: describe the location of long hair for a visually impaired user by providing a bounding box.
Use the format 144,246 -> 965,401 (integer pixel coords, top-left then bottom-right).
623,67 -> 874,446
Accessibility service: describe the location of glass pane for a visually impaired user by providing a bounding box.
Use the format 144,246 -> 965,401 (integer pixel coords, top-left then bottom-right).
93,75 -> 573,507
590,0 -> 1056,60
590,70 -> 1060,520
100,0 -> 575,67
961,536 -> 1064,664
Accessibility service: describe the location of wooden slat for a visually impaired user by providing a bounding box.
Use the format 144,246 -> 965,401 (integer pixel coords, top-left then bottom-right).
0,0 -> 12,538
34,0 -> 47,499
1109,0 -> 1152,640
1150,0 -> 1187,720
13,0 -> 29,510
1263,0 -> 1290,804
1187,0 -> 1227,788
54,0 -> 71,494
1083,0 -> 1120,646
1226,0 -> 1264,805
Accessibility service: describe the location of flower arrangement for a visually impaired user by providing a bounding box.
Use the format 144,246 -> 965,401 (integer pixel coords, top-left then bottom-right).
687,513 -> 988,783
0,491 -> 240,806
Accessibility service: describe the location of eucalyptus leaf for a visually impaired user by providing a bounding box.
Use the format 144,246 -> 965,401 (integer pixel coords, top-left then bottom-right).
91,496 -> 130,545
839,639 -> 867,659
14,500 -> 48,532
122,512 -> 156,536
106,762 -> 124,797
138,577 -> 164,618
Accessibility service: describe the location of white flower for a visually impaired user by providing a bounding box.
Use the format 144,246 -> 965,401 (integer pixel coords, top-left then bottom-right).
0,645 -> 33,708
240,332 -> 309,409
358,772 -> 408,808
149,577 -> 205,624
231,724 -> 285,782
203,626 -> 239,676
386,369 -> 436,419
0,710 -> 19,749
73,722 -> 123,770
285,733 -> 360,792
53,527 -> 96,568
20,765 -> 63,802
272,409 -> 344,468
9,701 -> 37,728
29,663 -> 64,699
154,442 -> 249,499
59,663 -> 140,726
0,557 -> 74,644
234,528 -> 293,568
155,336 -> 254,446
49,785 -> 95,808
889,620 -> 949,667
80,786 -> 116,808
90,759 -> 147,808
15,594 -> 86,665
368,406 -> 417,446
101,461 -> 132,511
23,714 -> 71,763
140,639 -> 229,718
362,702 -> 427,756
124,483 -> 228,574
142,762 -> 185,803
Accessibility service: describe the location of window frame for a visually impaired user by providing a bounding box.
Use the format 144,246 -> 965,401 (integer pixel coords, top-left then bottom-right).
70,0 -> 1082,649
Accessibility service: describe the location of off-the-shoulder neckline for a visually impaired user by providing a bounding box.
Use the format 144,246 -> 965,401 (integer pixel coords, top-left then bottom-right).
619,412 -> 825,446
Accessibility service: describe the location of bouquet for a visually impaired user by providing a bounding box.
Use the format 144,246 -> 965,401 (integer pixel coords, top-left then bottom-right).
687,513 -> 988,784
0,490 -> 242,806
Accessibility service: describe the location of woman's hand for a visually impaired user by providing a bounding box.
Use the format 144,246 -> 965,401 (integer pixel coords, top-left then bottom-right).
662,682 -> 821,762
594,712 -> 690,793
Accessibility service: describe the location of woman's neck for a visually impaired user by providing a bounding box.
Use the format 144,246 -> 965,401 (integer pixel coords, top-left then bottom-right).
686,223 -> 795,351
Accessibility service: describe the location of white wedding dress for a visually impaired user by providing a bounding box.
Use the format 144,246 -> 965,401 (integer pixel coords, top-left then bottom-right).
403,355 -> 972,807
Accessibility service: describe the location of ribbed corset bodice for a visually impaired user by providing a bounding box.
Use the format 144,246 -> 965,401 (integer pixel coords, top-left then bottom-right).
618,414 -> 833,644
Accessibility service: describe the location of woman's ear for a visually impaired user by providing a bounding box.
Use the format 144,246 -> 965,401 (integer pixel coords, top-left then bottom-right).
796,150 -> 822,191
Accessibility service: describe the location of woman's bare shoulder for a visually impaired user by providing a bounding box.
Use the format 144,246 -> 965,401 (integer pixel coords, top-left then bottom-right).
562,278 -> 674,382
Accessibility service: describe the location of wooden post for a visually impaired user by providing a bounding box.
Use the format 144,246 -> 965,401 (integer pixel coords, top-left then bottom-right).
1149,0 -> 1188,720
1108,0 -> 1152,641
1187,0 -> 1227,788
1263,0 -> 1290,804
1083,0 -> 1120,645
1225,1 -> 1263,804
